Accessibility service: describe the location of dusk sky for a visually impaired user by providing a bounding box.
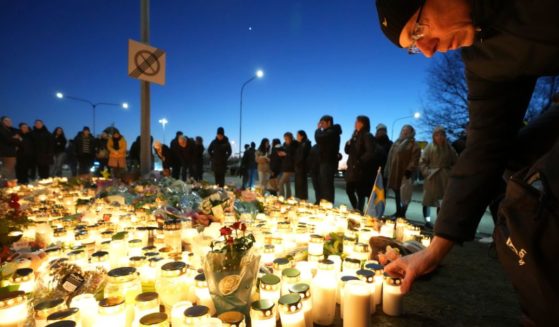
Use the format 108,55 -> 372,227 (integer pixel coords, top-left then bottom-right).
1,0 -> 433,154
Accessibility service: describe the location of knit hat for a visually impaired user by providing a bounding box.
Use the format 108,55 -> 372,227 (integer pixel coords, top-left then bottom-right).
217,127 -> 225,135
82,126 -> 90,132
375,0 -> 423,47
376,123 -> 387,131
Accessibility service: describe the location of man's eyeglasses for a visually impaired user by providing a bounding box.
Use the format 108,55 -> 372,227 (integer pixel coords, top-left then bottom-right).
408,0 -> 429,55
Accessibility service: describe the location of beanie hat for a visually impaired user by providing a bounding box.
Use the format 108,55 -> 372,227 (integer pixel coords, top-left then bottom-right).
376,123 -> 387,131
217,127 -> 225,135
82,126 -> 90,132
375,0 -> 423,47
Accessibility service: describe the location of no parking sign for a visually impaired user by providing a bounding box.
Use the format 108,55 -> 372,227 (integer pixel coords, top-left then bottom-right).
128,39 -> 166,85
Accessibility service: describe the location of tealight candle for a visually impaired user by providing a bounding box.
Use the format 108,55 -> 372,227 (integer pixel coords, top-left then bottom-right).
278,294 -> 305,327
0,291 -> 28,327
70,293 -> 98,327
383,275 -> 404,316
134,292 -> 160,327
311,260 -> 336,326
343,280 -> 371,327
250,300 -> 276,327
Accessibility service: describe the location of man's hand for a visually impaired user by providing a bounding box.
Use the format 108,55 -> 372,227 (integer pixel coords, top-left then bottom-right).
384,236 -> 454,293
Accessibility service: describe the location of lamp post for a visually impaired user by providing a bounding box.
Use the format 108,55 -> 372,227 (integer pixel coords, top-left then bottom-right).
391,112 -> 421,140
56,92 -> 128,135
158,118 -> 168,144
239,69 -> 264,157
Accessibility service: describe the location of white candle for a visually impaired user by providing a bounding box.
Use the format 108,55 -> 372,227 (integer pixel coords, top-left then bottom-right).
288,283 -> 312,327
311,260 -> 336,326
343,280 -> 370,327
278,294 -> 305,327
95,297 -> 127,327
194,274 -> 216,316
250,300 -> 276,327
171,301 -> 193,327
307,234 -> 324,256
0,291 -> 27,327
383,276 -> 404,316
133,292 -> 160,327
356,269 -> 376,314
338,275 -> 358,319
259,274 -> 281,304
281,268 -> 300,296
70,293 -> 98,327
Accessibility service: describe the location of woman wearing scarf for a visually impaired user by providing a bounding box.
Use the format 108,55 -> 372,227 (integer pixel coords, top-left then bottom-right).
107,129 -> 127,179
384,124 -> 420,218
420,126 -> 458,228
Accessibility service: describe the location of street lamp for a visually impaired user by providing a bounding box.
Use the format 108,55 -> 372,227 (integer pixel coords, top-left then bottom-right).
55,92 -> 129,135
239,69 -> 264,156
158,118 -> 168,144
391,111 -> 421,140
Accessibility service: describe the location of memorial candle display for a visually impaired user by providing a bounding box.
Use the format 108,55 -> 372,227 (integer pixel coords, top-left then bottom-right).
249,300 -> 276,327
338,276 -> 358,319
0,291 -> 28,327
133,292 -> 160,327
96,297 -> 127,327
288,283 -> 312,327
365,263 -> 384,306
155,261 -> 189,312
356,269 -> 376,314
70,293 -> 98,327
311,260 -> 336,326
35,298 -> 67,327
343,280 -> 371,327
278,294 -> 306,327
383,275 -> 404,316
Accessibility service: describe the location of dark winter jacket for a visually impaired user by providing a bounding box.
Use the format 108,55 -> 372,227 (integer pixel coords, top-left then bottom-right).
295,139 -> 311,173
54,135 -> 67,154
155,145 -> 176,170
280,141 -> 298,173
17,132 -> 34,159
435,0 -> 559,244
208,137 -> 232,172
31,126 -> 54,165
129,137 -> 141,162
193,143 -> 205,167
270,146 -> 282,177
0,126 -> 19,157
315,124 -> 342,163
345,130 -> 379,183
307,144 -> 320,175
375,134 -> 392,171
75,133 -> 97,157
172,141 -> 193,167
241,147 -> 256,172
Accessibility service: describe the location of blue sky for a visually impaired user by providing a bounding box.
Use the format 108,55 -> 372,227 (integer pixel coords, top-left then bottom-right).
0,0 -> 432,152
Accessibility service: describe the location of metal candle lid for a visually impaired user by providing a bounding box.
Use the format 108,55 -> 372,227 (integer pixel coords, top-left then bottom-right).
35,298 -> 66,319
91,251 -> 109,262
309,234 -> 324,243
45,321 -> 77,327
108,267 -> 138,282
356,269 -> 375,283
184,305 -> 210,317
288,283 -> 311,300
194,273 -> 207,288
12,267 -> 34,282
161,261 -> 187,277
263,244 -> 275,253
282,268 -> 301,283
260,274 -> 281,288
46,308 -> 79,321
218,311 -> 245,326
129,256 -> 147,267
384,273 -> 402,286
318,259 -> 335,270
250,300 -> 275,319
0,291 -> 25,308
273,258 -> 290,270
365,263 -> 384,273
344,258 -> 361,267
139,312 -> 168,326
135,292 -> 159,310
278,293 -> 302,313
99,297 -> 125,307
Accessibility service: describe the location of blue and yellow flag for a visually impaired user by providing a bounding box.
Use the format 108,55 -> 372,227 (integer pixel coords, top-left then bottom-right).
366,167 -> 385,218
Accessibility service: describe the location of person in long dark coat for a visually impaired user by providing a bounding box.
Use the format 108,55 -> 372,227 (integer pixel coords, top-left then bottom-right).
0,116 -> 21,181
277,132 -> 298,198
192,136 -> 205,181
315,115 -> 342,203
268,138 -> 283,195
374,123 -> 392,180
74,127 -> 97,175
153,140 -> 176,176
15,123 -> 33,183
295,130 -> 311,200
172,135 -> 193,181
31,119 -> 54,179
51,127 -> 67,177
345,116 -> 379,214
308,144 -> 321,204
207,127 -> 232,187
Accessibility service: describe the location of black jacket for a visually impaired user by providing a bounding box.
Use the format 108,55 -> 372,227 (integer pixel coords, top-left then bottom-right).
280,141 -> 298,173
270,146 -> 282,177
375,134 -> 392,171
75,133 -> 97,157
193,143 -> 205,166
172,141 -> 193,166
54,135 -> 67,154
129,137 -> 140,162
345,130 -> 378,183
307,144 -> 320,174
155,145 -> 176,169
17,132 -> 34,159
31,126 -> 54,165
315,124 -> 342,163
0,126 -> 19,157
295,139 -> 311,173
435,0 -> 559,243
208,137 -> 232,172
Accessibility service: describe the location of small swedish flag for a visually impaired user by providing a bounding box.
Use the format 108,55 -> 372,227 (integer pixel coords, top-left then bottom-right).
366,167 -> 386,218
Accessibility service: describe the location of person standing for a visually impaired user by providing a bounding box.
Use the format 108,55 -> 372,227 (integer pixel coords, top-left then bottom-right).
31,119 -> 54,179
153,140 -> 176,177
51,127 -> 67,177
107,129 -> 127,179
192,136 -> 205,181
420,127 -> 458,228
256,138 -> 271,192
208,127 -> 232,187
294,130 -> 311,200
15,123 -> 33,183
308,144 -> 321,204
384,124 -> 420,218
170,131 -> 184,178
374,123 -> 392,180
172,135 -> 192,181
268,138 -> 283,195
75,127 -> 96,175
314,115 -> 342,203
277,132 -> 298,198
248,142 -> 258,188
96,132 -> 109,175
0,116 -> 21,180
345,116 -> 378,214
240,144 -> 251,189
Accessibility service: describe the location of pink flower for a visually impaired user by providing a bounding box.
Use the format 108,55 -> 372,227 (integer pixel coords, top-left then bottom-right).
240,223 -> 247,232
231,221 -> 241,230
220,227 -> 232,236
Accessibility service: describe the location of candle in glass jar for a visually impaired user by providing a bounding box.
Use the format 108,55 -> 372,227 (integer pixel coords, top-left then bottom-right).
0,291 -> 28,327
356,269 -> 376,314
380,221 -> 395,238
134,292 -> 160,327
353,243 -> 370,265
46,308 -> 80,325
35,298 -> 67,327
155,262 -> 190,312
96,297 -> 127,327
342,258 -> 361,276
272,258 -> 290,278
217,311 -> 245,327
259,274 -> 281,305
139,312 -> 169,327
128,239 -> 144,257
342,280 -> 371,327
194,274 -> 216,316
163,219 -> 182,254
365,263 -> 384,306
342,236 -> 356,257
278,294 -> 305,327
90,251 -> 111,271
170,301 -> 192,327
311,260 -> 336,326
11,268 -> 36,293
109,239 -> 129,268
70,293 -> 98,327
383,275 -> 404,316
250,300 -> 276,327
288,283 -> 312,327
183,305 -> 210,326
281,268 -> 300,296
307,234 -> 324,256
260,245 -> 275,266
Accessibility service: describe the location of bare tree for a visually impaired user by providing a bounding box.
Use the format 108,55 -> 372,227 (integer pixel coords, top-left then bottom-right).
421,52 -> 559,140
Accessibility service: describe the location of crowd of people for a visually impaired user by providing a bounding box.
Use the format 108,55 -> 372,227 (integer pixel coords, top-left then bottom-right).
0,114 -> 464,227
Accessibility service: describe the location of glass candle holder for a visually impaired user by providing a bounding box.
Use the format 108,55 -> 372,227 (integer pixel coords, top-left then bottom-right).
249,300 -> 275,327
46,308 -> 80,325
358,228 -> 374,244
134,292 -> 160,327
311,260 -> 336,326
383,274 -> 404,316
281,268 -> 300,296
272,258 -> 290,278
11,268 -> 36,294
365,263 -> 384,306
90,251 -> 110,271
342,236 -> 356,257
342,258 -> 361,276
104,267 -> 143,326
343,280 -> 371,327
67,250 -> 88,267
128,239 -> 144,257
0,291 -> 27,327
97,297 -> 127,327
353,243 -> 370,265
356,269 -> 376,314
170,301 -> 193,327
183,305 -> 210,327
155,261 -> 190,312
338,276 -> 359,319
194,273 -> 216,316
307,235 -> 323,256
109,239 -> 129,268
70,293 -> 98,327
260,245 -> 275,266
259,274 -> 281,304
139,312 -> 169,327
278,294 -> 305,327
163,219 -> 182,254
288,283 -> 312,327
217,311 -> 245,327
35,298 -> 67,327
380,221 -> 395,238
